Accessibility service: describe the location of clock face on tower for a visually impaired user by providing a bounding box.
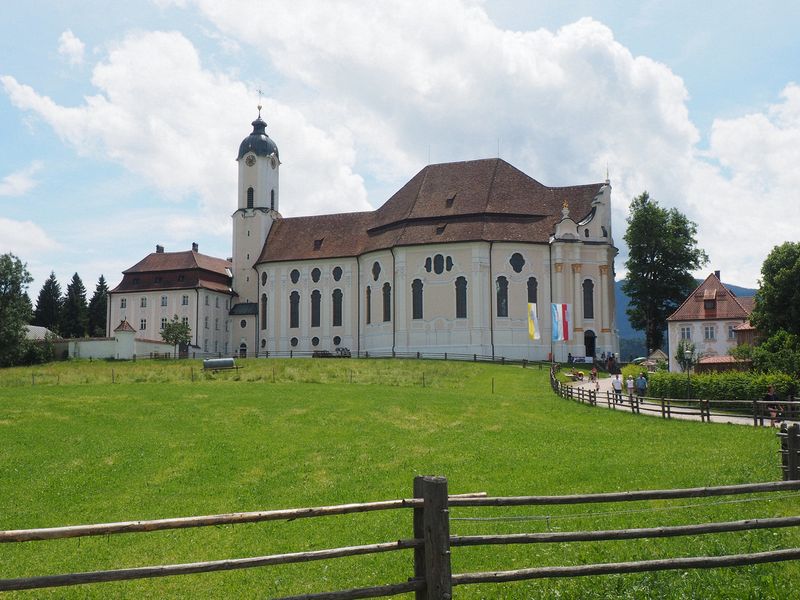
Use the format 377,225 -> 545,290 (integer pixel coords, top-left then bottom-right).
245,154 -> 256,167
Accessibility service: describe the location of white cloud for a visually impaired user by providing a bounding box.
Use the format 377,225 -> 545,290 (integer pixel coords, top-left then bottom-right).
1,31 -> 371,227
58,30 -> 85,65
0,161 -> 42,196
0,217 -> 59,256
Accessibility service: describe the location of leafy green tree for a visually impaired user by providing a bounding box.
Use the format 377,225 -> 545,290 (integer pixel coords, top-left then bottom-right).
750,242 -> 800,337
732,332 -> 800,378
674,339 -> 697,373
0,253 -> 33,367
33,271 -> 62,333
622,192 -> 708,353
60,273 -> 88,338
87,275 -> 109,337
160,315 -> 191,356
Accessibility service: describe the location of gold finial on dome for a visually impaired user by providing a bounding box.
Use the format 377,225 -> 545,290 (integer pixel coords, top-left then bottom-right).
562,198 -> 569,209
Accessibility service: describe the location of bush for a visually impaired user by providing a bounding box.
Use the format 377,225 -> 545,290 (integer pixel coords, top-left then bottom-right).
649,370 -> 797,400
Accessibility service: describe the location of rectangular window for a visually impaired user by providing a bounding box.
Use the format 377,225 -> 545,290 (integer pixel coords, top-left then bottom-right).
704,325 -> 715,340
160,317 -> 167,330
728,324 -> 736,340
680,326 -> 691,341
204,316 -> 209,329
161,295 -> 168,307
140,297 -> 147,308
120,298 -> 127,309
215,318 -> 219,330
215,297 -> 220,308
214,341 -> 218,352
205,295 -> 209,306
225,320 -> 229,332
140,319 -> 146,331
182,295 -> 189,306
204,339 -> 208,352
181,317 -> 189,326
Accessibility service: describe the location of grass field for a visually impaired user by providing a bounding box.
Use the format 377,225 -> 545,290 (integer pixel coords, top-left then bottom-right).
1,358 -> 798,599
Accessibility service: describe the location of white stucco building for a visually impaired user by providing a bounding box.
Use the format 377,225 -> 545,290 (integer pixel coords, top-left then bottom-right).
109,112 -> 620,361
666,271 -> 754,371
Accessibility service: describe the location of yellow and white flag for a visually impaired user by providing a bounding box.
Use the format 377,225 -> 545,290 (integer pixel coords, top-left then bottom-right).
528,303 -> 540,340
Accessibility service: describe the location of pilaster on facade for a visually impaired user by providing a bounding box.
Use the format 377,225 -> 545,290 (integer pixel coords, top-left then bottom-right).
571,263 -> 583,332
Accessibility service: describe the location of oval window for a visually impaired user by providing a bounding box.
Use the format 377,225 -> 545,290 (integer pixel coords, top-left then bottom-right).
290,269 -> 300,284
261,272 -> 267,286
333,335 -> 341,346
332,266 -> 343,281
311,267 -> 321,282
372,261 -> 381,281
433,254 -> 444,275
240,319 -> 247,328
290,337 -> 298,347
510,252 -> 525,273
311,337 -> 320,347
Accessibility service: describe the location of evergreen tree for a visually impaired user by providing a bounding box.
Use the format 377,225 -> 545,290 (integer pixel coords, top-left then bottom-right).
87,275 -> 109,337
622,192 -> 708,352
60,273 -> 89,338
33,271 -> 62,333
0,253 -> 33,367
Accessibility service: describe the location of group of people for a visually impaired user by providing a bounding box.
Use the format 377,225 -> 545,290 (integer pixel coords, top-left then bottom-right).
610,372 -> 648,403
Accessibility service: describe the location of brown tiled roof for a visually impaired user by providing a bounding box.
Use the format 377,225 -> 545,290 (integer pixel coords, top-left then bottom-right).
258,158 -> 605,263
114,320 -> 136,333
697,355 -> 748,364
123,250 -> 231,275
734,321 -> 756,331
667,273 -> 754,322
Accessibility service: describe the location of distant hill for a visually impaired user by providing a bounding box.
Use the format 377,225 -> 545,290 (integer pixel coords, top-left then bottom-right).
613,279 -> 756,360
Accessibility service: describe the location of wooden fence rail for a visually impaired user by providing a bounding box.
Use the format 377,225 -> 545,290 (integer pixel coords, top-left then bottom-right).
3,476 -> 800,597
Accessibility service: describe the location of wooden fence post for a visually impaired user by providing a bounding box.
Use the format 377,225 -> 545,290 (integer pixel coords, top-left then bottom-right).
413,476 -> 452,600
786,423 -> 800,481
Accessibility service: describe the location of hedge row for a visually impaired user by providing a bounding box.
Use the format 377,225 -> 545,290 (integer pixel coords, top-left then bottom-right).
648,371 -> 797,401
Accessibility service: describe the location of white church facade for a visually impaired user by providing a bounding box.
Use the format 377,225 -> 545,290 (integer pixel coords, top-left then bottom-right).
109,113 -> 619,361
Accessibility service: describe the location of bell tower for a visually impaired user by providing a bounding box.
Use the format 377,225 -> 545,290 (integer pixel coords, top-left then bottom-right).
230,103 -> 280,354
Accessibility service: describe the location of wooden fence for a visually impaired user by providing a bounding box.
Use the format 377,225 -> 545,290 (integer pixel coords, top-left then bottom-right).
550,365 -> 800,430
3,477 -> 800,598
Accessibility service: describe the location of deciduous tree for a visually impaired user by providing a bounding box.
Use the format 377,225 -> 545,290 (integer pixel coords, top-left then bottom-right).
160,315 -> 191,356
0,253 -> 33,367
750,241 -> 800,337
622,192 -> 708,352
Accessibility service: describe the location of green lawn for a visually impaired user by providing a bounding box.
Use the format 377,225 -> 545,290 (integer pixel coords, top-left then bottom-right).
0,358 -> 797,599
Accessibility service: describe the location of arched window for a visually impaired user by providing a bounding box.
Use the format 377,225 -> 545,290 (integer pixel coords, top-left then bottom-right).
412,279 -> 423,319
289,291 -> 299,328
365,286 -> 372,324
270,189 -> 275,210
496,276 -> 508,317
583,279 -> 594,319
527,277 -> 538,304
455,276 -> 467,319
382,282 -> 391,322
311,290 -> 321,327
239,343 -> 247,358
433,254 -> 444,275
260,294 -> 267,331
332,289 -> 343,327
246,187 -> 254,209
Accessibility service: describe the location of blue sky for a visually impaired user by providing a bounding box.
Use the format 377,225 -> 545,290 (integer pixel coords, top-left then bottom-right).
2,1 -> 799,301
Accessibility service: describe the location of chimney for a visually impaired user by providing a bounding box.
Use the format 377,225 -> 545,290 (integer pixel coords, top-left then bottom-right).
156,244 -> 164,253
714,270 -> 721,280
192,242 -> 199,252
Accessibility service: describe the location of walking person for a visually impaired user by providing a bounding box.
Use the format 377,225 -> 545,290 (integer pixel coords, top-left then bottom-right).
612,374 -> 623,404
626,374 -> 635,403
765,384 -> 782,427
635,372 -> 648,398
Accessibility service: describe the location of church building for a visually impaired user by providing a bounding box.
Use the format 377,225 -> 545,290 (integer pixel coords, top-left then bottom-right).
108,112 -> 619,361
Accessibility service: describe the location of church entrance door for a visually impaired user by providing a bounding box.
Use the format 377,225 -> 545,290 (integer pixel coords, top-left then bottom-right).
583,330 -> 596,359
239,343 -> 247,358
